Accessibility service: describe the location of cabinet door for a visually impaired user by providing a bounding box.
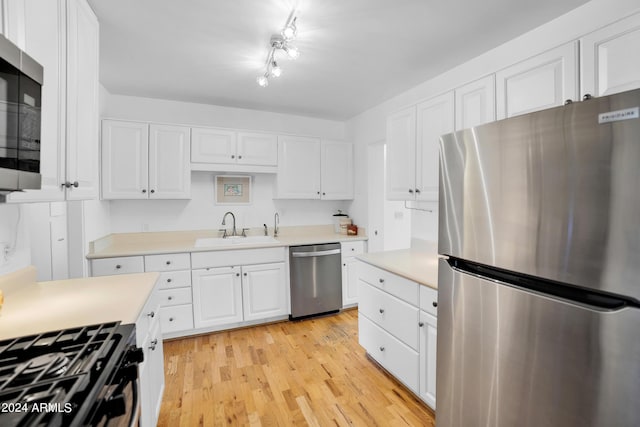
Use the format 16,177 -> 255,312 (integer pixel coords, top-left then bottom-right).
419,311 -> 437,409
581,13 -> 640,97
386,106 -> 417,200
148,124 -> 191,199
342,256 -> 359,307
1,0 -> 26,49
416,92 -> 454,201
276,135 -> 321,199
101,120 -> 149,199
241,262 -> 288,321
237,132 -> 278,166
496,42 -> 578,120
140,317 -> 165,427
65,0 -> 98,200
192,267 -> 243,328
320,141 -> 354,200
190,127 -> 237,164
455,75 -> 496,131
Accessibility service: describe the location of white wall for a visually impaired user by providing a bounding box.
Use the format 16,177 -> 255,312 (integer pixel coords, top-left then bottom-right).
0,205 -> 30,275
101,91 -> 352,234
346,0 -> 640,246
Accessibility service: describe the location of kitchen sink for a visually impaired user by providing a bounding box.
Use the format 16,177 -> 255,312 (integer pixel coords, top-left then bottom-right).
194,236 -> 279,247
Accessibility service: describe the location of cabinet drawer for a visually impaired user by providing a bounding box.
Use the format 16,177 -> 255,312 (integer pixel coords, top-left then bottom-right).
358,281 -> 419,350
91,256 -> 144,277
357,262 -> 419,305
160,304 -> 194,334
144,253 -> 190,272
341,240 -> 366,256
191,247 -> 285,269
158,287 -> 192,307
420,285 -> 438,317
359,313 -> 419,393
158,270 -> 192,290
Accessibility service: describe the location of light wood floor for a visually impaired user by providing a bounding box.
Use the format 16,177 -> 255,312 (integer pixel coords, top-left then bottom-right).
157,309 -> 436,426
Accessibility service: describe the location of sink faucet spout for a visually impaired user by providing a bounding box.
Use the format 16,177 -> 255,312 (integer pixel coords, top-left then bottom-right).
274,212 -> 280,237
222,211 -> 237,237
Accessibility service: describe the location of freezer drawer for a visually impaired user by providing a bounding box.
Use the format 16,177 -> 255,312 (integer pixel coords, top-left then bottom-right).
437,258 -> 640,427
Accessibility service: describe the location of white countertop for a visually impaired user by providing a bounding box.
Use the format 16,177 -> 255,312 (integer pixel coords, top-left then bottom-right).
87,225 -> 368,259
357,245 -> 439,290
0,266 -> 159,340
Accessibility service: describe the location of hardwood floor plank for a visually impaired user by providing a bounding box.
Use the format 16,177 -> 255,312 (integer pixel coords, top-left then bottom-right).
158,309 -> 435,426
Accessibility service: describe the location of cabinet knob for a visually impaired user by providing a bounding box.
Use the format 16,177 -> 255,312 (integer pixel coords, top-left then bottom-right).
166,260 -> 171,265
62,181 -> 79,188
343,263 -> 346,267
168,296 -> 173,300
236,273 -> 240,277
351,248 -> 355,251
115,264 -> 121,269
408,189 -> 414,194
142,189 -> 147,193
231,155 -> 235,159
564,99 -> 573,105
379,278 -> 384,283
583,94 -> 593,101
167,278 -> 172,283
147,311 -> 155,318
317,191 -> 320,195
169,317 -> 174,322
238,155 -> 242,159
379,308 -> 384,314
419,322 -> 424,327
322,192 -> 326,196
379,346 -> 385,352
415,188 -> 420,194
432,301 -> 438,308
244,272 -> 247,277
150,189 -> 155,194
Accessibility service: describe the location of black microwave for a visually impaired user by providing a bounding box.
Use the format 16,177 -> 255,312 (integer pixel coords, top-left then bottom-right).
0,34 -> 43,192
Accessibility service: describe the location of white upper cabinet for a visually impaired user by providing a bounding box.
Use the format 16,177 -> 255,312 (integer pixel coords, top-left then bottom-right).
191,127 -> 278,172
101,120 -> 191,200
581,13 -> 640,98
386,106 -> 417,200
9,0 -> 98,202
455,75 -> 496,131
1,0 -> 26,49
237,132 -> 278,166
148,124 -> 191,199
277,136 -> 353,200
496,42 -> 579,120
320,140 -> 354,200
386,92 -> 453,201
416,92 -> 454,202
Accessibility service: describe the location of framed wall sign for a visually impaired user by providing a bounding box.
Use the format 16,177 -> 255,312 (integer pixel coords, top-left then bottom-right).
215,175 -> 252,205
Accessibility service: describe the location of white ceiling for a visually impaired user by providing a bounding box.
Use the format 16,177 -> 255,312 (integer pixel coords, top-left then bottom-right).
88,0 -> 589,121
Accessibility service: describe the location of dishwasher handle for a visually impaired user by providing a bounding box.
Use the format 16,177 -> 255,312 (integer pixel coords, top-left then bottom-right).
291,248 -> 341,258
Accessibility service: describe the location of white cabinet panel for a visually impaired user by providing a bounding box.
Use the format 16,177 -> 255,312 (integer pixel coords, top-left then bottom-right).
237,132 -> 278,166
160,304 -> 194,334
191,247 -> 285,269
419,285 -> 438,317
241,262 -> 288,321
276,135 -> 321,199
158,287 -> 192,306
386,106 -> 416,200
496,42 -> 578,119
581,13 -> 640,97
192,267 -> 243,328
455,75 -> 496,130
416,92 -> 454,201
190,127 -> 237,164
148,124 -> 191,199
157,270 -> 192,290
342,256 -> 359,307
419,311 -> 437,409
91,256 -> 144,277
320,141 -> 354,200
101,120 -> 149,199
144,252 -> 191,272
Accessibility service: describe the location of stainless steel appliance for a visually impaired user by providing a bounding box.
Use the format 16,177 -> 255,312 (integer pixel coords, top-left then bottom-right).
0,322 -> 143,426
289,242 -> 342,319
0,34 -> 43,193
437,89 -> 640,426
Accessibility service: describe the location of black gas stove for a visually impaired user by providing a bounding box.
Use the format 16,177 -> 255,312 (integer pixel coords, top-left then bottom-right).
0,322 -> 142,427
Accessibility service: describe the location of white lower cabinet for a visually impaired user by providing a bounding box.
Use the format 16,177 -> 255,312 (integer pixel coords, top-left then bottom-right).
136,285 -> 164,427
357,260 -> 437,409
242,262 -> 288,321
341,241 -> 367,307
192,266 -> 244,328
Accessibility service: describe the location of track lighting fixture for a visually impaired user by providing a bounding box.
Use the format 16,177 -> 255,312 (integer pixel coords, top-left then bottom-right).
256,9 -> 300,87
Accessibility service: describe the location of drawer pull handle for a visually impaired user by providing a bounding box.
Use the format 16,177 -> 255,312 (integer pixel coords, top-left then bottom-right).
419,322 -> 424,327
167,278 -> 172,283
115,265 -> 121,269
244,273 -> 247,277
166,261 -> 171,265
432,301 -> 438,308
379,278 -> 384,283
169,317 -> 174,322
168,296 -> 173,300
379,308 -> 384,314
149,339 -> 158,351
148,311 -> 155,318
379,346 -> 385,352
236,273 -> 240,277
351,248 -> 355,251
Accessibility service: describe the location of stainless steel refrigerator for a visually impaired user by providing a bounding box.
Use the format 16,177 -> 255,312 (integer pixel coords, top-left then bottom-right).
437,89 -> 640,427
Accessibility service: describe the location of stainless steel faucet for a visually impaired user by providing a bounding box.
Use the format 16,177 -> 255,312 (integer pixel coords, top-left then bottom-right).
221,211 -> 237,237
274,212 -> 280,237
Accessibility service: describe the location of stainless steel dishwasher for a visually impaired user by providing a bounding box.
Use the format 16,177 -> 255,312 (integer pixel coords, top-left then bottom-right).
289,242 -> 342,319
